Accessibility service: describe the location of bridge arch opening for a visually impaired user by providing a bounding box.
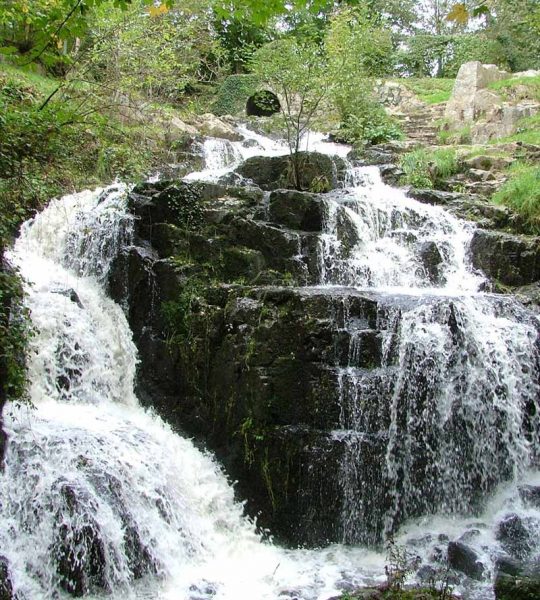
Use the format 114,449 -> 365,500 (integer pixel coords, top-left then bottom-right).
246,90 -> 281,117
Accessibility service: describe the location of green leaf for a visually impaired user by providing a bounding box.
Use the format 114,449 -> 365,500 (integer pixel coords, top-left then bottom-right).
473,5 -> 491,17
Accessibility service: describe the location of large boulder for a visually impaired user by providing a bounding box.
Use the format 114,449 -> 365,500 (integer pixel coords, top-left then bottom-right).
445,62 -> 539,143
268,190 -> 324,231
409,189 -> 516,231
236,152 -> 345,192
496,514 -> 537,560
471,102 -> 539,144
0,557 -> 12,600
447,541 -> 485,580
495,570 -> 540,600
445,62 -> 508,124
192,113 -> 242,141
373,79 -> 425,113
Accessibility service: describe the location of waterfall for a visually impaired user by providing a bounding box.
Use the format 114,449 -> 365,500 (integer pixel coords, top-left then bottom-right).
318,167 -> 483,292
0,181 -> 389,599
318,165 -> 540,549
2,122 -> 540,600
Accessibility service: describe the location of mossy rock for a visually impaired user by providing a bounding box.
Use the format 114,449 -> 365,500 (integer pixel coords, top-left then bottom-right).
495,573 -> 540,600
212,74 -> 263,116
236,151 -> 345,192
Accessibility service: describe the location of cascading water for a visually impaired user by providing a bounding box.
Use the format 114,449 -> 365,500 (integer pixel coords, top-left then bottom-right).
319,166 -> 483,291
315,156 -> 540,583
0,172 -> 389,599
2,121 -> 540,600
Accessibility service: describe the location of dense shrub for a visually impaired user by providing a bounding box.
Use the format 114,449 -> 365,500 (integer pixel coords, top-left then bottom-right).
336,94 -> 403,145
399,148 -> 460,188
395,34 -> 505,78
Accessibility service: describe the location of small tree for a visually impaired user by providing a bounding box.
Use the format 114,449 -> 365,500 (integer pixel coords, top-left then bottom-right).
251,37 -> 329,190
326,7 -> 397,145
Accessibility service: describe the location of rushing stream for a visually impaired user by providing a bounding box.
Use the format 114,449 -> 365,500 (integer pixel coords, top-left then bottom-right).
2,125 -> 540,599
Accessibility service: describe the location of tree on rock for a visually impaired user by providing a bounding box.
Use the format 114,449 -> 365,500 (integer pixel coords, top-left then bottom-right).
250,37 -> 328,190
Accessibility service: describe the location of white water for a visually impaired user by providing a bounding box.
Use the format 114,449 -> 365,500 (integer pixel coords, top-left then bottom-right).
1,182 -> 387,599
2,123 -> 540,599
319,166 -> 484,293
184,126 -> 349,183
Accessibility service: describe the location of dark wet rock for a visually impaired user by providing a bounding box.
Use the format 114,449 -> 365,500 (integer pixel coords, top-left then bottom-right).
470,230 -> 540,287
417,565 -> 438,582
53,483 -> 108,596
518,485 -> 540,508
418,241 -> 444,284
496,514 -> 536,560
351,141 -> 418,166
268,190 -> 323,231
515,282 -> 540,312
458,529 -> 481,543
54,288 -> 84,309
496,555 -> 524,577
216,171 -> 247,187
378,164 -> 404,186
409,188 -> 518,231
447,541 -> 485,580
130,181 -> 204,233
113,178 -> 540,550
0,557 -> 13,600
361,147 -> 395,165
236,152 -> 345,192
326,588 -> 383,600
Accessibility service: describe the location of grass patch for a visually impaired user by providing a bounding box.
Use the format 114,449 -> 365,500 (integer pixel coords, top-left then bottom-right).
399,147 -> 460,188
0,63 -> 58,95
493,163 -> 540,233
399,78 -> 455,104
489,75 -> 540,103
495,113 -> 540,146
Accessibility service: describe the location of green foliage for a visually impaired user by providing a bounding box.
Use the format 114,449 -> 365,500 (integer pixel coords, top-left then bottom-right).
161,277 -> 207,346
326,6 -> 394,81
86,0 -> 225,105
325,7 -> 399,146
445,0 -> 540,72
395,34 -> 505,78
212,74 -> 262,116
399,148 -> 460,188
385,537 -> 420,592
493,164 -> 540,233
437,122 -> 471,145
0,264 -> 33,406
163,185 -> 205,230
214,15 -> 272,74
0,64 -> 171,244
0,0 -> 138,73
486,0 -> 540,72
444,34 -> 505,77
400,78 -> 454,104
336,94 -> 404,145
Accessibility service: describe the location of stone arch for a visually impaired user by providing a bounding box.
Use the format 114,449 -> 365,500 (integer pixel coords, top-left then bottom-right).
246,90 -> 281,117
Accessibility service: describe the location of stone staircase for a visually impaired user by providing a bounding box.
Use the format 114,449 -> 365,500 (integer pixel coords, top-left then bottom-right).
395,102 -> 447,145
